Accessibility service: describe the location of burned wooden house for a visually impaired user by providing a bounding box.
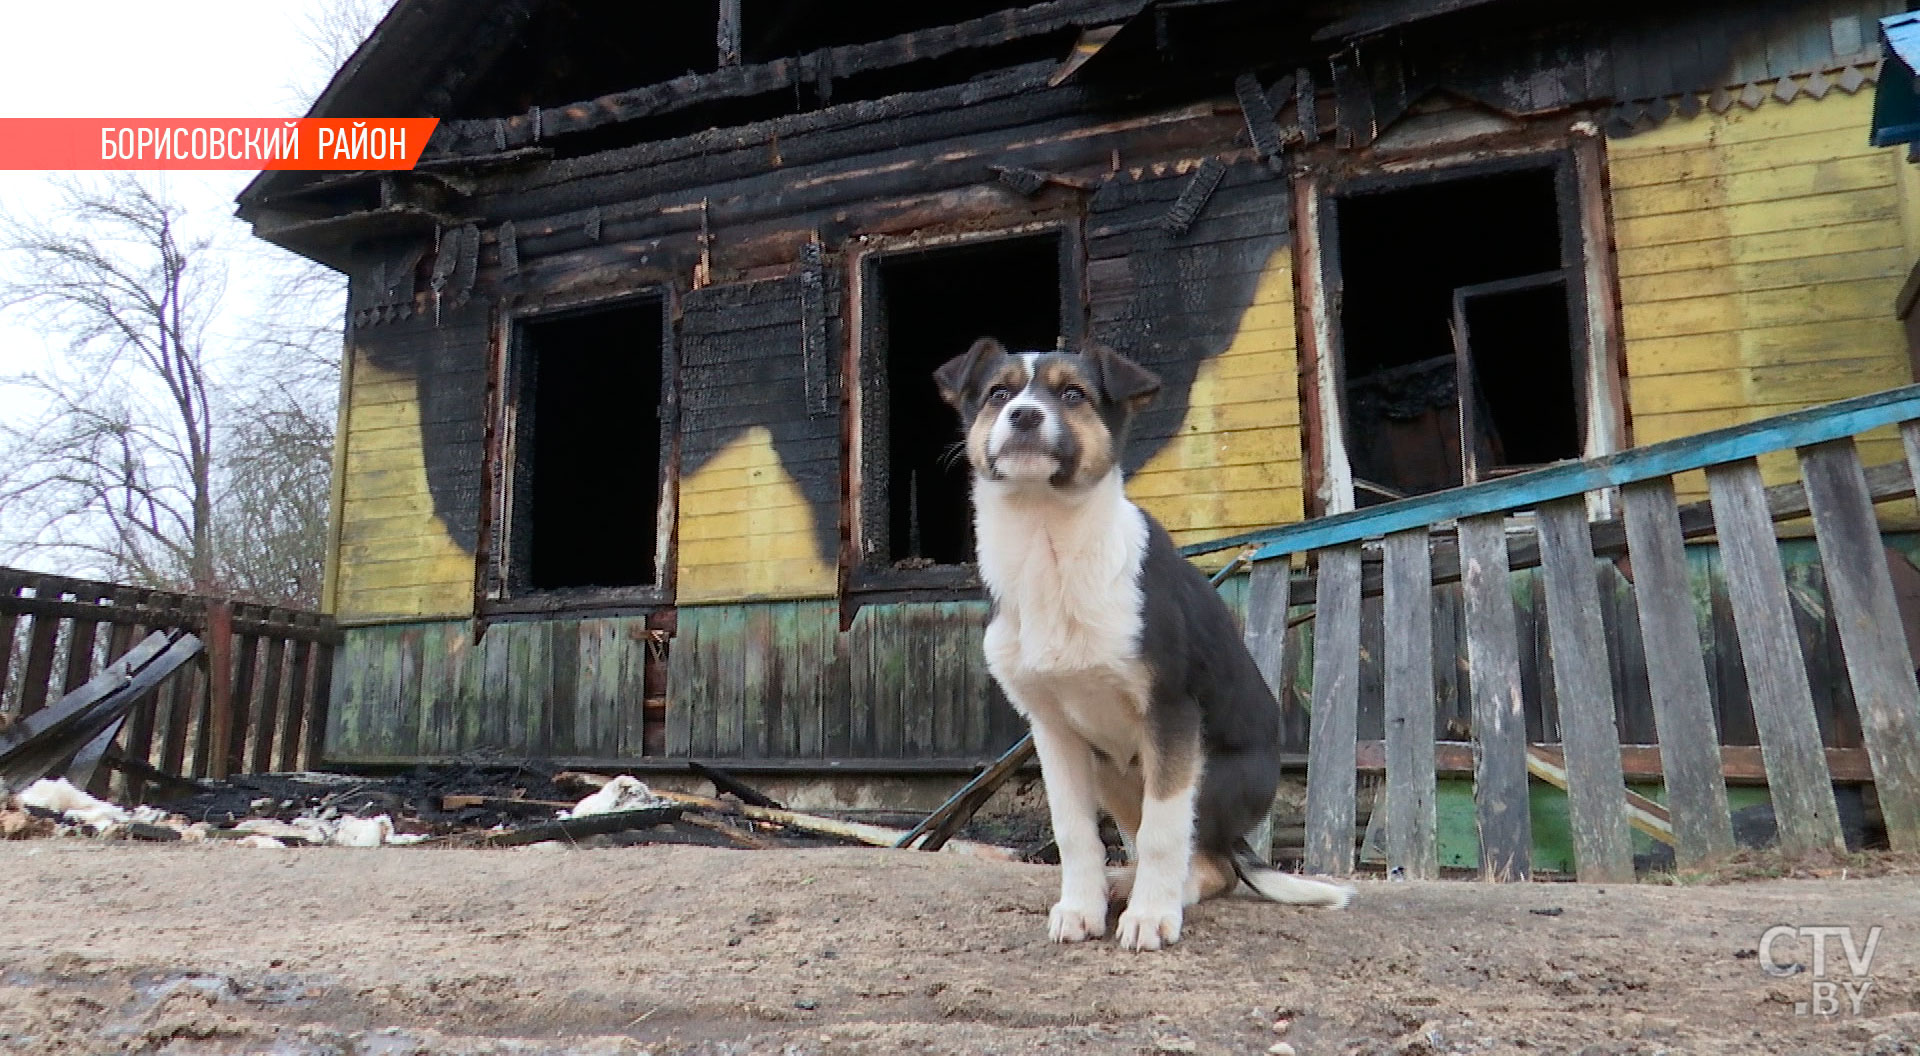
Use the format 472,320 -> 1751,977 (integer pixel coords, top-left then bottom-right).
240,0 -> 1920,781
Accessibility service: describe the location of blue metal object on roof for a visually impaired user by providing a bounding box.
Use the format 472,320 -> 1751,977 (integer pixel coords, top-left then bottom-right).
1873,12 -> 1920,147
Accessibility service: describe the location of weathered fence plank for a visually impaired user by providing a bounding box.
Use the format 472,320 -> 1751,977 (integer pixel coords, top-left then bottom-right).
1800,438 -> 1920,852
0,610 -> 17,711
1457,514 -> 1532,881
1382,528 -> 1438,879
1706,458 -> 1846,854
0,568 -> 336,788
251,635 -> 288,775
1535,498 -> 1635,883
278,640 -> 313,772
17,613 -> 60,717
1244,559 -> 1291,695
1620,477 -> 1737,866
157,668 -> 193,779
223,629 -> 262,778
1304,543 -> 1362,877
62,618 -> 98,694
203,601 -> 237,780
305,643 -> 335,770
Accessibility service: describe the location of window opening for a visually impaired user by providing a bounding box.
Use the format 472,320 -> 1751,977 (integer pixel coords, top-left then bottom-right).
1334,166 -> 1576,503
514,298 -> 666,591
869,234 -> 1062,567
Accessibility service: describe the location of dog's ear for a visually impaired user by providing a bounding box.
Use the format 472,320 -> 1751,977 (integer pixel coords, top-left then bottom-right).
1085,343 -> 1160,413
934,336 -> 1006,410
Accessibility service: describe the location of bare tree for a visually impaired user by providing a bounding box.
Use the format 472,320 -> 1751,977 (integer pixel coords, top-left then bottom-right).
211,249 -> 345,605
0,1 -> 392,605
0,177 -> 221,590
213,397 -> 334,606
0,175 -> 347,606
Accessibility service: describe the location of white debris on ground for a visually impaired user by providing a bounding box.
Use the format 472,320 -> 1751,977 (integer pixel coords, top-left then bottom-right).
19,777 -> 134,830
227,813 -> 425,847
558,775 -> 663,818
331,814 -> 399,847
4,779 -> 426,847
1,766 -> 994,855
14,778 -> 175,835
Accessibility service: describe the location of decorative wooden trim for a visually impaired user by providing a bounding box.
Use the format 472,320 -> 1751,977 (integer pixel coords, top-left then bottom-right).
1605,54 -> 1882,138
800,239 -> 834,418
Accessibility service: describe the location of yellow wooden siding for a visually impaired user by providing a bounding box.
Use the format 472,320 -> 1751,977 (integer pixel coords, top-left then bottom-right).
676,425 -> 837,603
332,352 -> 475,620
1130,244 -> 1304,552
1610,87 -> 1920,509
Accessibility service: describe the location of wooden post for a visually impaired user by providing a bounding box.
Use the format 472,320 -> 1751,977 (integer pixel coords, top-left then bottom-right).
1800,438 -> 1920,851
1457,514 -> 1532,881
1534,498 -> 1635,883
1381,529 -> 1438,878
204,599 -> 234,780
717,0 -> 742,67
1620,477 -> 1737,866
1304,544 -> 1362,877
1705,458 -> 1845,854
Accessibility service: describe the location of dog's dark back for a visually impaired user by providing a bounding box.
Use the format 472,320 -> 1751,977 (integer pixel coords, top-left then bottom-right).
1134,519 -> 1284,854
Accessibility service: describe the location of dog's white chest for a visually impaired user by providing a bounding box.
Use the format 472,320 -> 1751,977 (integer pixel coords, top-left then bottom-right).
975,473 -> 1151,758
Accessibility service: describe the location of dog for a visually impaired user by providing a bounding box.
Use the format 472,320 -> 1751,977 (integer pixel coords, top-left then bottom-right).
935,336 -> 1354,951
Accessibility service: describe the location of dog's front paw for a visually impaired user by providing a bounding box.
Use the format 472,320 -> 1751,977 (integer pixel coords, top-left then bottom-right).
1116,901 -> 1182,951
1048,898 -> 1108,943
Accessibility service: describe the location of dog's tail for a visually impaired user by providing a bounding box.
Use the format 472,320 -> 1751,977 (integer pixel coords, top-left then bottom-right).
1230,839 -> 1355,909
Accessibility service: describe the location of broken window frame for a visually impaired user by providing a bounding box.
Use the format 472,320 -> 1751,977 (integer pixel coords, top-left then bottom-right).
847,220 -> 1087,595
486,288 -> 680,615
1451,268 -> 1579,484
1296,129 -> 1627,518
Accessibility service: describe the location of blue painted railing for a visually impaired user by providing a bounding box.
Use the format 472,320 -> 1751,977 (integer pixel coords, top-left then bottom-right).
1179,382 -> 1920,562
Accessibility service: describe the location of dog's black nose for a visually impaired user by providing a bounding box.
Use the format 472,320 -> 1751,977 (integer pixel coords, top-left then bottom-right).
1008,406 -> 1043,431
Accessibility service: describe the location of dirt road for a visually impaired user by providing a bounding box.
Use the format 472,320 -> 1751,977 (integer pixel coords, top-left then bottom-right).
1,841 -> 1916,1055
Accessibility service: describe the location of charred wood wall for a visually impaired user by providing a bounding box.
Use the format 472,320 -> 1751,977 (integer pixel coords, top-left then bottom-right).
677,272 -> 843,604
327,65 -> 1261,626
314,0 -> 1918,770
1087,159 -> 1304,549
321,62 -> 1284,767
332,301 -> 491,621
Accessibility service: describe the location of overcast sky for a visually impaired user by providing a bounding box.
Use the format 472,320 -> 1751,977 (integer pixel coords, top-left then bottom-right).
0,1 -> 367,403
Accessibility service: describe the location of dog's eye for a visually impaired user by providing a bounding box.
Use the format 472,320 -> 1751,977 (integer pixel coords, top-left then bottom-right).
1059,385 -> 1087,403
987,386 -> 1013,403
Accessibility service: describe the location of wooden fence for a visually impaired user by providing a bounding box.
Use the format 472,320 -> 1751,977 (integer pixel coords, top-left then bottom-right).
1198,384 -> 1920,882
0,569 -> 338,798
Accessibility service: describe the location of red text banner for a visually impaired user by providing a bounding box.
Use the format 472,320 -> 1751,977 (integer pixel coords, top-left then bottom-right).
0,119 -> 441,171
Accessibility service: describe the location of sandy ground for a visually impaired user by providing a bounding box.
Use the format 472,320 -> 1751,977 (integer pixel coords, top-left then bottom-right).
2,841 -> 1918,1056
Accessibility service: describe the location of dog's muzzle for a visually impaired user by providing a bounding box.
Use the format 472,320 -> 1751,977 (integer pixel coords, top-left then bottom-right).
986,405 -> 1065,480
